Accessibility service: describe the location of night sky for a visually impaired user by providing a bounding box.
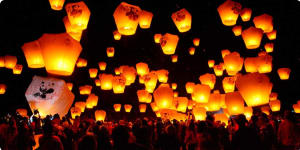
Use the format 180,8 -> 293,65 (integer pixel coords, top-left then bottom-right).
0,0 -> 300,119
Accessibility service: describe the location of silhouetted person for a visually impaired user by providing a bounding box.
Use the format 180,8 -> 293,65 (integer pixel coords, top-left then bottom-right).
78,134 -> 97,150
278,111 -> 297,150
39,118 -> 64,150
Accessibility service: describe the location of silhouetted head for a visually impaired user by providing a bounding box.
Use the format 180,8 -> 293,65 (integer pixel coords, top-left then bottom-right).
78,135 -> 97,150
112,125 -> 129,147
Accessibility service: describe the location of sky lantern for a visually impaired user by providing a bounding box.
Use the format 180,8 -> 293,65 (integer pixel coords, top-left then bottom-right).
86,93 -> 98,109
112,76 -> 126,94
244,57 -> 258,73
144,72 -> 158,93
199,73 -> 216,89
4,55 -> 17,69
75,101 -> 86,113
224,52 -> 244,76
113,30 -> 122,40
242,27 -> 264,49
207,93 -> 222,112
193,38 -> 200,47
79,85 -> 92,95
153,85 -> 174,109
16,108 -> 28,117
95,110 -> 106,121
113,2 -> 141,35
232,25 -> 242,36
95,79 -> 101,87
175,97 -> 188,113
150,102 -> 159,112
49,0 -> 65,10
139,75 -> 145,84
185,82 -> 195,94
160,33 -> 179,55
220,94 -> 226,108
214,113 -> 228,126
293,104 -> 300,113
225,92 -> 245,115
269,92 -> 278,101
253,14 -> 273,33
221,49 -> 231,59
155,69 -> 169,83
137,90 -> 152,103
154,34 -> 162,44
217,0 -> 241,26
192,84 -> 211,103
0,56 -> 4,67
261,106 -> 270,115
114,104 -> 121,112
277,68 -> 291,80
266,30 -> 277,40
62,16 -> 83,41
189,47 -> 196,55
187,100 -> 195,110
240,8 -> 252,22
269,100 -> 280,112
115,67 -> 121,75
173,91 -> 179,98
38,33 -> 82,76
171,83 -> 177,90
223,77 -> 236,93
136,62 -> 149,76
257,54 -> 272,73
124,104 -> 132,112
106,47 -> 115,58
192,107 -> 207,121
171,8 -> 192,32
139,104 -> 147,113
70,107 -> 81,119
121,66 -> 137,85
89,68 -> 98,78
244,107 -> 253,120
139,10 -> 153,29
264,43 -> 274,53
21,40 -> 45,68
13,64 -> 23,75
208,60 -> 215,68
214,64 -> 224,76
171,55 -> 178,63
236,73 -> 273,107
99,74 -> 113,90
65,1 -> 90,30
98,62 -> 107,71
66,83 -> 73,91
76,58 -> 87,68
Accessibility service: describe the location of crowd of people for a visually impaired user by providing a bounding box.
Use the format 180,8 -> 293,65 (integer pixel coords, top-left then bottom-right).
0,110 -> 299,150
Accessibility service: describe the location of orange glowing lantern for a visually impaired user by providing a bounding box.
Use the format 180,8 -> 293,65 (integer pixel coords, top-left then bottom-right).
113,30 -> 121,40
214,64 -> 224,76
115,67 -> 121,75
269,100 -> 280,112
224,52 -> 244,76
150,102 -> 159,112
114,104 -> 121,112
193,38 -> 200,47
155,69 -> 169,83
137,90 -> 152,103
240,8 -> 252,22
86,94 -> 98,109
220,94 -> 226,108
192,84 -> 211,103
236,73 -> 273,107
261,106 -> 270,115
266,30 -> 277,40
21,40 -> 45,68
175,97 -> 188,113
16,108 -> 28,117
38,33 -> 82,76
257,54 -> 272,73
269,92 -> 278,101
244,57 -> 258,73
139,75 -> 145,84
208,60 -> 215,68
99,74 -> 113,90
75,101 -> 86,113
66,83 -> 73,91
76,58 -> 87,68
277,68 -> 291,80
199,73 -> 216,89
98,62 -> 107,71
293,104 -> 300,113
95,110 -> 106,121
207,93 -> 222,111
221,49 -> 231,59
223,77 -> 236,93
253,14 -> 273,33
217,0 -> 241,26
0,56 -> 4,67
171,8 -> 192,32
112,76 -> 126,94
264,43 -> 274,53
49,0 -> 65,10
185,82 -> 195,94
153,85 -> 174,109
171,55 -> 178,63
89,68 -> 98,78
171,83 -> 177,90
193,107 -> 207,121
124,104 -> 132,113
136,62 -> 149,76
70,107 -> 81,119
154,34 -> 162,44
139,104 -> 147,113
214,113 -> 228,125
113,2 -> 141,35
225,92 -> 244,115
173,91 -> 179,98
62,16 -> 83,41
95,79 -> 101,87
79,85 -> 92,95
106,47 -> 115,58
189,47 -> 196,55
155,111 -> 161,117
232,25 -> 242,36
242,27 -> 264,49
13,64 -> 23,75
4,55 -> 17,69
244,107 -> 253,120
139,10 -> 153,29
160,33 -> 179,55
144,72 -> 158,93
121,66 -> 137,85
65,1 -> 90,30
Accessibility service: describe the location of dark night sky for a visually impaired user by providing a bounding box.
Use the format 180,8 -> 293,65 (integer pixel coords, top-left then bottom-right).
0,0 -> 300,119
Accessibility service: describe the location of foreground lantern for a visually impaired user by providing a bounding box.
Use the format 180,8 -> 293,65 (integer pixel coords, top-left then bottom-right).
277,68 -> 291,80
225,92 -> 245,115
86,94 -> 98,109
175,97 -> 188,113
38,33 -> 82,76
139,10 -> 153,29
4,55 -> 17,69
264,43 -> 274,53
244,57 -> 258,73
160,33 -> 179,55
269,100 -> 280,112
75,101 -> 86,113
217,0 -> 241,26
214,113 -> 228,125
193,38 -> 200,47
224,52 -> 244,76
65,1 -> 91,30
223,77 -> 235,93
124,104 -> 132,112
89,68 -> 98,78
193,107 -> 206,121
232,25 -> 242,36
207,93 -> 222,111
113,2 -> 141,35
257,54 -> 272,73
171,8 -> 192,32
21,40 -> 45,68
244,107 -> 253,120
121,66 -> 137,85
66,83 -> 73,91
95,110 -> 106,121
192,84 -> 211,103
98,62 -> 107,71
13,64 -> 23,75
155,69 -> 169,83
106,47 -> 115,57
236,73 -> 273,107
112,76 -> 126,94
240,8 -> 252,22
189,47 -> 196,55
253,14 -> 273,33
113,30 -> 122,40
242,27 -> 264,49
199,73 -> 216,89
79,85 -> 92,95
70,107 -> 81,119
153,85 -> 174,109
266,30 -> 277,40
49,0 -> 65,10
208,60 -> 215,68
136,62 -> 149,76
114,104 -> 121,112
185,82 -> 195,94
154,34 -> 162,44
99,74 -> 113,90
139,104 -> 147,113
76,58 -> 87,68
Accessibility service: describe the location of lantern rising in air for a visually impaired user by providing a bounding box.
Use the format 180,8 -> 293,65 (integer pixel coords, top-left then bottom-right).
171,8 -> 192,32
277,68 -> 291,80
253,14 -> 273,33
49,0 -> 65,11
160,33 -> 179,55
65,1 -> 91,30
139,10 -> 153,29
217,0 -> 241,26
242,27 -> 264,50
21,40 -> 45,68
240,8 -> 252,22
192,84 -> 211,103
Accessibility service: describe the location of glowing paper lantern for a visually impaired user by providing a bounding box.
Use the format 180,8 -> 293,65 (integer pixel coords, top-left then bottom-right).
95,79 -> 101,87
240,8 -> 252,22
66,83 -> 73,91
189,47 -> 196,55
62,16 -> 83,41
221,49 -> 231,59
75,101 -> 86,113
242,27 -> 264,49
139,104 -> 147,113
79,85 -> 92,95
0,56 -> 4,67
76,58 -> 87,68
208,60 -> 215,68
244,107 -> 253,120
65,1 -> 91,30
269,92 -> 278,101
199,73 -> 216,89
225,92 -> 244,115
232,25 -> 242,36
160,33 -> 179,55
139,10 -> 153,29
70,107 -> 81,119
244,57 -> 258,73
185,82 -> 195,94
192,84 -> 211,103
173,91 -> 178,98
95,110 -> 106,121
171,8 -> 192,32
144,72 -> 158,93
217,0 -> 241,26
171,83 -> 177,90
13,64 -> 23,75
261,106 -> 270,115
16,108 -> 28,117
277,68 -> 291,80
139,75 -> 145,84
99,74 -> 113,90
113,30 -> 121,40
21,40 -> 45,68
223,77 -> 235,93
154,34 -> 162,44
89,68 -> 98,78
121,66 -> 137,85
207,93 -> 222,111
192,107 -> 206,121
153,85 -> 174,109
220,94 -> 226,108
4,55 -> 17,69
214,64 -> 224,76
293,104 -> 300,113
86,94 -> 98,109
193,38 -> 200,47
171,55 -> 178,63
266,30 -> 277,40
114,104 -> 121,112
25,76 -> 74,117
115,67 -> 121,75
137,90 -> 152,103
236,73 -> 273,107
106,47 -> 115,58
38,33 -> 82,76
269,100 -> 280,112
136,62 -> 149,76
224,52 -> 244,76
214,113 -> 228,125
155,69 -> 169,83
48,0 -> 65,10
98,62 -> 107,71
175,97 -> 188,113
264,43 -> 274,53
187,100 -> 195,110
124,104 -> 132,112
113,2 -> 141,35
150,102 -> 159,112
257,54 -> 272,73
253,14 -> 273,33
112,76 -> 126,94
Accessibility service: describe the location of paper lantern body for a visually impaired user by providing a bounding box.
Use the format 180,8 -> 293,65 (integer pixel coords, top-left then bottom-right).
139,10 -> 153,29
171,8 -> 192,32
113,2 -> 141,35
150,102 -> 159,112
221,49 -> 231,59
193,107 -> 207,121
225,92 -> 244,115
66,83 -> 73,91
293,104 -> 300,113
106,47 -> 115,58
232,25 -> 242,36
114,104 -> 121,112
160,33 -> 179,55
95,110 -> 106,121
136,62 -> 149,76
236,73 -> 273,107
154,34 -> 162,44
62,16 -> 83,41
89,68 -> 98,78
95,79 -> 101,86
269,100 -> 280,112
208,60 -> 215,68
217,0 -> 241,26
115,67 -> 121,75
214,113 -> 228,125
86,94 -> 98,109
21,40 -> 45,68
70,107 -> 81,119
185,82 -> 195,94
112,76 -> 126,94
244,57 -> 258,73
242,27 -> 264,49
121,66 -> 137,85
171,55 -> 178,63
98,62 -> 107,71
137,90 -> 152,103
192,84 -> 211,103
13,64 -> 23,75
266,30 -> 277,40
277,68 -> 291,80
174,97 -> 188,113
173,91 -> 179,98
144,72 -> 158,93
113,30 -> 122,40
264,43 -> 274,53
124,104 -> 132,112
257,54 -> 272,73
65,1 -> 90,30
76,58 -> 87,67
224,52 -> 243,76
0,56 -> 4,67
171,83 -> 177,90
261,106 -> 270,115
4,55 -> 17,69
16,108 -> 28,117
99,74 -> 114,90
199,73 -> 216,89
155,69 -> 169,83
193,38 -> 200,47
223,77 -> 235,93
253,14 -> 273,33
189,47 -> 196,55
38,33 -> 82,76
154,86 -> 174,109
75,101 -> 86,113
207,93 -> 222,112
240,8 -> 252,22
139,104 -> 147,113
49,0 -> 65,10
25,76 -> 74,117
214,64 -> 224,76
79,85 -> 92,95
269,92 -> 278,101
244,107 -> 253,120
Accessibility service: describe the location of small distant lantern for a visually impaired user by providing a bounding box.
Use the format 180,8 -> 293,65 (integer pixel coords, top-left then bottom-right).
139,104 -> 147,113
221,49 -> 231,59
199,73 -> 216,89
65,1 -> 91,30
115,67 -> 121,75
193,38 -> 200,47
160,33 -> 179,55
253,14 -> 273,33
264,43 -> 274,53
244,57 -> 258,73
171,55 -> 178,63
112,76 -> 126,94
124,104 -> 132,112
95,79 -> 101,86
171,8 -> 192,32
21,40 -> 45,68
189,47 -> 196,55
113,30 -> 122,40
214,64 -> 224,76
70,107 -> 81,119
240,8 -> 252,22
153,85 -> 174,109
155,69 -> 169,83
66,83 -> 73,91
266,30 -> 277,40
269,92 -> 278,101
114,104 -> 121,112
223,52 -> 244,76
232,25 -> 242,36
136,62 -> 149,76
49,0 -> 65,10
277,68 -> 291,80
4,55 -> 17,69
139,10 -> 153,29
217,0 -> 241,26
293,104 -> 300,113
185,82 -> 195,94
261,106 -> 270,115
173,91 -> 179,97
89,68 -> 98,78
76,58 -> 87,68
192,84 -> 211,103
171,83 -> 177,90
95,110 -> 106,121
13,64 -> 23,75
193,107 -> 207,121
223,77 -> 236,93
106,47 -> 115,58
257,54 -> 272,73
244,107 -> 253,120
99,74 -> 114,90
242,27 -> 264,50
225,92 -> 245,115
75,101 -> 86,113
98,62 -> 107,71
269,100 -> 280,112
86,94 -> 98,109
79,85 -> 92,95
154,34 -> 162,44
121,66 -> 137,85
208,60 -> 215,68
